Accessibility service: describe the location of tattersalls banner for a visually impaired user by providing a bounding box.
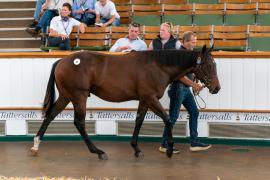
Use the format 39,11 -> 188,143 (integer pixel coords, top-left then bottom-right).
0,110 -> 270,124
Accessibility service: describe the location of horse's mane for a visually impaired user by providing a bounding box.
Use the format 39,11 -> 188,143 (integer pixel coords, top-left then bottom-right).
76,50 -> 199,66
137,49 -> 199,66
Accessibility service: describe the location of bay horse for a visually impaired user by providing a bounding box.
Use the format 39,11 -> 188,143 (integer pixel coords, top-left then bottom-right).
31,45 -> 220,160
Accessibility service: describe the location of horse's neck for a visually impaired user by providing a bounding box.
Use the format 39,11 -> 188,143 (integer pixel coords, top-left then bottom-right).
158,50 -> 198,81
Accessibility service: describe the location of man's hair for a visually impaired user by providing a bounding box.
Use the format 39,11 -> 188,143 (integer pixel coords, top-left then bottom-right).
63,2 -> 72,11
182,31 -> 195,42
161,22 -> 174,34
129,22 -> 141,31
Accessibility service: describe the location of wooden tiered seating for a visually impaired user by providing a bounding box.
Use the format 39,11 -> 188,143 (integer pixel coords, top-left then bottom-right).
256,3 -> 270,25
193,4 -> 225,26
161,0 -> 187,4
113,0 -> 131,5
250,0 -> 270,2
219,0 -> 250,3
248,25 -> 270,51
162,4 -> 193,25
131,4 -> 162,25
38,23 -> 270,52
224,3 -> 257,25
190,0 -> 218,3
131,0 -> 160,4
116,5 -> 132,25
214,25 -> 248,51
73,27 -> 111,51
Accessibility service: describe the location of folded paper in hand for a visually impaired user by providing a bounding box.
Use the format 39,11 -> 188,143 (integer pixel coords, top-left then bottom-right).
122,49 -> 136,52
95,23 -> 103,27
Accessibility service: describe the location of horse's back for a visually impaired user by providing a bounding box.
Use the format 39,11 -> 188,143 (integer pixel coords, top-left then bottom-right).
54,51 -> 150,101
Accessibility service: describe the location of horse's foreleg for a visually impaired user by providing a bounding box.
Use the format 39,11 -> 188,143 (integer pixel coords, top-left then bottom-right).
31,96 -> 69,155
131,101 -> 148,159
73,100 -> 108,160
146,96 -> 174,158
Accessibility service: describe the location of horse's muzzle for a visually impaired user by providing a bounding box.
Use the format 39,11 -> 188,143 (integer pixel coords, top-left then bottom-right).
211,86 -> 221,94
209,76 -> 221,94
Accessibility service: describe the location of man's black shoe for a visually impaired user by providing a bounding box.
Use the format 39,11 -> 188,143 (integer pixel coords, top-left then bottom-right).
26,28 -> 40,38
28,21 -> 38,28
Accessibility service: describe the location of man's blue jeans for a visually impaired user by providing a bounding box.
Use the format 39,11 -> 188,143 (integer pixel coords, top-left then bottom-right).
75,14 -> 96,26
161,81 -> 199,147
36,9 -> 58,32
83,15 -> 96,26
33,0 -> 46,21
99,18 -> 120,26
48,37 -> 71,50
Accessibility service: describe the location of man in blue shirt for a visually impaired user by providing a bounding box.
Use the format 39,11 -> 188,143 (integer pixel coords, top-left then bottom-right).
109,22 -> 147,52
72,0 -> 96,26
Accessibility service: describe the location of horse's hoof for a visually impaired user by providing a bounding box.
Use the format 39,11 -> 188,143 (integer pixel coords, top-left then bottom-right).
166,150 -> 173,158
135,151 -> 144,160
98,153 -> 108,160
30,147 -> 38,156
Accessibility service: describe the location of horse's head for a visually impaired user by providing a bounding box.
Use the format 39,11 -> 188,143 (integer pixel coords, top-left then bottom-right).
193,45 -> 221,94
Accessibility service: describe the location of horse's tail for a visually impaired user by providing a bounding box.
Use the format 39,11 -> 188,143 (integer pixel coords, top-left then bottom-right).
42,60 -> 60,117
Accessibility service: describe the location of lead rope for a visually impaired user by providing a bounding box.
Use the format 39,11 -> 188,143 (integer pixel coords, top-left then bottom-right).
193,91 -> 206,109
193,77 -> 206,109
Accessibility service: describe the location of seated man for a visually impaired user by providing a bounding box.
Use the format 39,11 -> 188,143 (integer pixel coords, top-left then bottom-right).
28,0 -> 46,28
109,22 -> 147,52
72,0 -> 96,26
148,22 -> 181,50
48,2 -> 86,50
95,0 -> 120,27
26,0 -> 73,37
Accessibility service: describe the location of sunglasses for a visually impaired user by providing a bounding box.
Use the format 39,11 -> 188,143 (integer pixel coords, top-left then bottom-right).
131,22 -> 140,28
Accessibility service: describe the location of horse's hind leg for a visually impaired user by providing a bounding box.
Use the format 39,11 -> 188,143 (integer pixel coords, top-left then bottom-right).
131,101 -> 148,159
31,96 -> 70,155
72,97 -> 108,160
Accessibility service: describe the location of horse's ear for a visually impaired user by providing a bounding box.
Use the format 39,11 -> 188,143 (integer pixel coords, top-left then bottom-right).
202,45 -> 207,54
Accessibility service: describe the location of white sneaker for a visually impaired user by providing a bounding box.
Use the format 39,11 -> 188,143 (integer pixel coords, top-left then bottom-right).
158,146 -> 180,154
190,141 -> 212,152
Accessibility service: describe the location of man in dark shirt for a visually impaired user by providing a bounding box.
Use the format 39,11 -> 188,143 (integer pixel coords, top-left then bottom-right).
159,31 -> 212,153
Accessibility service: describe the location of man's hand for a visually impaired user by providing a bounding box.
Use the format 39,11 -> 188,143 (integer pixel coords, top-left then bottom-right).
76,9 -> 84,14
86,9 -> 95,14
80,23 -> 86,33
119,46 -> 131,51
192,83 -> 204,94
42,3 -> 48,11
60,34 -> 69,40
95,22 -> 104,27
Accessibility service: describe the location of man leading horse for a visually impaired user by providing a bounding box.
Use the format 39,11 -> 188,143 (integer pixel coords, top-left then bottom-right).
31,23 -> 220,160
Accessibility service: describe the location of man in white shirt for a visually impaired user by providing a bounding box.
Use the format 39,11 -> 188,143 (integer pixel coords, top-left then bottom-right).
26,0 -> 73,37
109,22 -> 147,52
48,3 -> 86,50
95,0 -> 120,27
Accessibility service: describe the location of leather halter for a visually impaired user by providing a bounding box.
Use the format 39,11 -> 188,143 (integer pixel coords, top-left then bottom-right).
193,53 -> 212,88
192,53 -> 210,109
